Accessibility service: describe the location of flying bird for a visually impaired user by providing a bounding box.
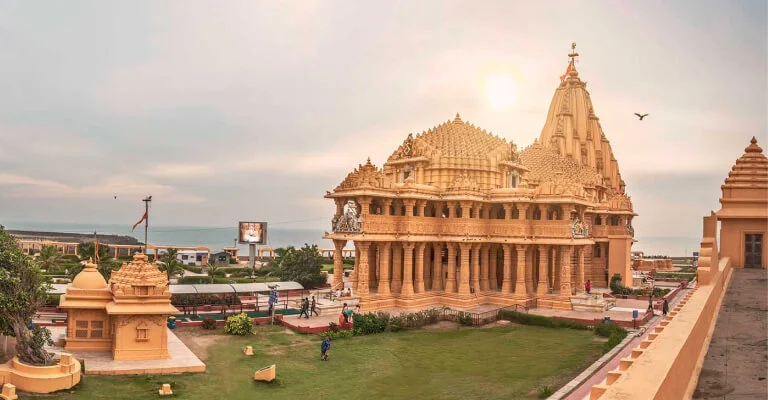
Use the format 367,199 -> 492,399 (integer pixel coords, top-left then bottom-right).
113,195 -> 117,199
634,113 -> 648,121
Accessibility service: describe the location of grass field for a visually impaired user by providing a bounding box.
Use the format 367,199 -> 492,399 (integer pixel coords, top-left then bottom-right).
35,324 -> 603,400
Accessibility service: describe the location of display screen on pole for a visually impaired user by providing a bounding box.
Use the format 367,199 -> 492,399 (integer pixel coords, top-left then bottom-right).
238,222 -> 267,244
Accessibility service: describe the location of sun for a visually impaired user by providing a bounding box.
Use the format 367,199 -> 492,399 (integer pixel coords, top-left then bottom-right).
486,73 -> 517,111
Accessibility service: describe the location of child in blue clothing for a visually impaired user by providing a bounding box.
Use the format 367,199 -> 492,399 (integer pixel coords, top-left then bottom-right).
320,336 -> 331,361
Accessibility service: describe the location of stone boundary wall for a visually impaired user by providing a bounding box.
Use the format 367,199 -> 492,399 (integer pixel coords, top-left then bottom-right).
591,256 -> 732,399
0,354 -> 81,394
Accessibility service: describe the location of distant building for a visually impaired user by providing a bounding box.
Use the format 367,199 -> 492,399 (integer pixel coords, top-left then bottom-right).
209,251 -> 233,266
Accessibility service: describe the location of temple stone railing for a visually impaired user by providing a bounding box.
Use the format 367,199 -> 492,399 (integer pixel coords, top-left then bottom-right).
361,215 -> 572,239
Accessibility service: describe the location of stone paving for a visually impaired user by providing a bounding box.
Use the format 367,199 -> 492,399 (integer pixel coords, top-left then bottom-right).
693,268 -> 768,399
46,326 -> 205,375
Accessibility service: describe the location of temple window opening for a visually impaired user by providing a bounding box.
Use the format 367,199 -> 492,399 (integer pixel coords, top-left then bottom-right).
510,170 -> 520,188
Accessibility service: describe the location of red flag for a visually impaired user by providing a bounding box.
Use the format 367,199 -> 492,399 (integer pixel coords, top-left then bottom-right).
560,60 -> 573,82
132,211 -> 148,231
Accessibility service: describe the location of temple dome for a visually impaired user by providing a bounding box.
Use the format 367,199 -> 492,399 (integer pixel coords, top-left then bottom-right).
387,113 -> 511,161
71,261 -> 108,290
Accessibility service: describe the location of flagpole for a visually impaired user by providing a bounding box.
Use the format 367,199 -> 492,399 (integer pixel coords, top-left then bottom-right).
142,196 -> 152,254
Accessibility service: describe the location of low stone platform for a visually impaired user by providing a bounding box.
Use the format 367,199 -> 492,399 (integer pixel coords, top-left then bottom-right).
46,327 -> 205,376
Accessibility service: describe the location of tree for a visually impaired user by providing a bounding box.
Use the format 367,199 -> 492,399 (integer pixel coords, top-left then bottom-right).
274,244 -> 326,289
77,242 -> 118,281
206,263 -> 220,284
158,248 -> 184,281
38,245 -> 63,272
0,226 -> 53,365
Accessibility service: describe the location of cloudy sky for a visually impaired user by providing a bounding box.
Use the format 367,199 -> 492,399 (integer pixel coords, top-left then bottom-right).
0,0 -> 765,242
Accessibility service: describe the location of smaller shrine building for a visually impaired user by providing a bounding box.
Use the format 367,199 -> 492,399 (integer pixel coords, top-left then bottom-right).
59,253 -> 178,360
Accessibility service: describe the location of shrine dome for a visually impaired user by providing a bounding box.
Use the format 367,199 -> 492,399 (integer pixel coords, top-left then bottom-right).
71,261 -> 108,290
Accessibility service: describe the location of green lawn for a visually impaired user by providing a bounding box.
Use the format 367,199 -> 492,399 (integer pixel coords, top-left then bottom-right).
35,324 -> 603,400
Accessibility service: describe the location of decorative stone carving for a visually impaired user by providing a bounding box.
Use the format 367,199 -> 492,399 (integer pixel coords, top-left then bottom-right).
334,159 -> 384,191
571,217 -> 590,239
449,174 -> 479,191
333,200 -> 362,233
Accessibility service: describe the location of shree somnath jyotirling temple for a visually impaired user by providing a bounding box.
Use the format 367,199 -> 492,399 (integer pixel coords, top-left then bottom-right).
324,47 -> 636,311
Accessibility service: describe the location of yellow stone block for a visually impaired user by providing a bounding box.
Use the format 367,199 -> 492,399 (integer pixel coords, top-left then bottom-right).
243,346 -> 254,356
158,383 -> 173,396
254,364 -> 276,382
1,384 -> 18,400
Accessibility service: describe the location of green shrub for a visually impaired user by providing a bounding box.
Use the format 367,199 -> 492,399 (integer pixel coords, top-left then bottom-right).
201,317 -> 216,330
604,330 -> 627,352
389,315 -> 404,332
352,312 -> 390,336
182,265 -> 203,274
593,322 -> 625,338
537,385 -> 555,398
458,313 -> 474,326
499,310 -> 589,330
224,313 -> 253,336
319,329 -> 353,340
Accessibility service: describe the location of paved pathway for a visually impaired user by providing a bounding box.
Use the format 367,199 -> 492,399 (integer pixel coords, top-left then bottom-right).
694,268 -> 768,399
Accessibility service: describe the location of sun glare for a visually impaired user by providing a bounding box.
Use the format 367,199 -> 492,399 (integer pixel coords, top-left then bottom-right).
486,73 -> 517,111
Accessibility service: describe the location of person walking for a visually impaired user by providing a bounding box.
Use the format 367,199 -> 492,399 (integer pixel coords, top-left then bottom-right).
647,294 -> 654,315
662,298 -> 669,316
585,280 -> 591,295
320,335 -> 331,361
299,298 -> 310,319
310,296 -> 319,317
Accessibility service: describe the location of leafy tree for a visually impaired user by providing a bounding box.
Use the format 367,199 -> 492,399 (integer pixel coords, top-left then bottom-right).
158,248 -> 184,281
273,244 -> 326,289
206,263 -> 220,284
77,242 -> 118,281
0,226 -> 53,365
38,245 -> 63,272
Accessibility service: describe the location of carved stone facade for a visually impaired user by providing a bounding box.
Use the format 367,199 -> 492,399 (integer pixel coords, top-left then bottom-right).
325,50 -> 636,311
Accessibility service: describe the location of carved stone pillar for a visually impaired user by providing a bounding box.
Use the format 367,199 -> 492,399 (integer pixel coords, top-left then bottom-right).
401,242 -> 415,296
369,243 -> 378,288
377,242 -> 391,295
460,201 -> 473,219
431,243 -> 443,291
471,244 -> 481,292
416,200 -> 427,217
519,204 -> 529,220
403,199 -> 416,217
423,244 -> 432,290
525,246 -> 534,294
515,244 -> 527,294
358,197 -> 372,216
458,243 -> 471,294
334,198 -> 344,218
391,243 -> 402,293
356,241 -> 371,296
332,239 -> 347,290
414,243 -> 425,293
501,244 -> 513,294
352,247 -> 359,290
537,245 -> 549,295
575,245 -> 586,293
480,244 -> 489,291
502,204 -> 513,220
446,201 -> 457,218
445,243 -> 457,293
381,198 -> 393,216
489,246 -> 498,290
560,246 -> 573,295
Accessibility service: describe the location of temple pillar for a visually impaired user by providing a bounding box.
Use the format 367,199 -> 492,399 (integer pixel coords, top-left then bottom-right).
377,242 -> 391,295
352,247 -> 359,290
479,244 -> 489,291
489,246 -> 498,290
502,204 -> 513,219
525,246 -> 534,294
356,241 -> 371,296
537,245 -> 549,295
445,243 -> 457,293
401,242 -> 415,296
575,245 -> 585,293
423,244 -> 432,290
332,239 -> 347,290
414,243 -> 425,293
446,201 -> 457,218
431,243 -> 443,291
391,243 -> 402,293
416,200 -> 427,217
460,201 -> 472,219
458,243 -> 471,294
358,197 -> 372,216
501,244 -> 513,294
381,198 -> 393,216
470,244 -> 481,292
403,199 -> 416,217
369,243 -> 378,288
515,245 -> 527,295
518,204 -> 529,220
560,246 -> 573,295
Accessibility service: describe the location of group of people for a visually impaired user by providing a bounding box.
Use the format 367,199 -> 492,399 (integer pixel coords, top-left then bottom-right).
333,288 -> 353,299
298,296 -> 320,319
338,303 -> 360,326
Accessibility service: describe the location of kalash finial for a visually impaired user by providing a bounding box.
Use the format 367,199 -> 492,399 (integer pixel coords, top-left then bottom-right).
569,42 -> 579,64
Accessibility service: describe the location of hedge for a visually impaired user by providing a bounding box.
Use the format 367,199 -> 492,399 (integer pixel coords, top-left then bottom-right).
498,310 -> 590,330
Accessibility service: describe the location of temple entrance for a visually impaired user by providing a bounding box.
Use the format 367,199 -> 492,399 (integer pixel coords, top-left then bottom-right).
744,234 -> 763,268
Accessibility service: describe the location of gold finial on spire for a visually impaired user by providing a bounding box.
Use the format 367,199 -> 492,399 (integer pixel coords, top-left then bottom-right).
568,42 -> 579,64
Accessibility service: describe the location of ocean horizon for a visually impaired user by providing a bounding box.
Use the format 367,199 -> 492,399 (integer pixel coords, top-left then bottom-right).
2,220 -> 700,257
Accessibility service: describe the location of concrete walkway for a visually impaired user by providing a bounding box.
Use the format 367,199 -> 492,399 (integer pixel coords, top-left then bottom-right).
693,268 -> 768,399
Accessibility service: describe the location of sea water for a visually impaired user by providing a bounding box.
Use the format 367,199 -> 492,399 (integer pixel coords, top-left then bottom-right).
2,220 -> 698,256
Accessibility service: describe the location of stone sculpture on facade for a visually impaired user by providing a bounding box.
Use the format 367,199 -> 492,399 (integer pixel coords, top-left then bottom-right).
571,217 -> 590,239
333,200 -> 362,233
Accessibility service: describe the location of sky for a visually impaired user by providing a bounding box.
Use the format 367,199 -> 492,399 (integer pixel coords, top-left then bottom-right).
0,0 -> 765,243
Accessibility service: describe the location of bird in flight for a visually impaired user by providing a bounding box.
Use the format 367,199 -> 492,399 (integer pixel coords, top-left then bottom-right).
634,113 -> 648,121
113,195 -> 117,199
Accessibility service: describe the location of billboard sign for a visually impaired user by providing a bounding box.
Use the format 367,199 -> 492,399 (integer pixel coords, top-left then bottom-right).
238,221 -> 267,245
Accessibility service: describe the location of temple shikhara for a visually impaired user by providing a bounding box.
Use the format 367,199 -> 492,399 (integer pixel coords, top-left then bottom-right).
325,47 -> 637,311
59,253 -> 178,360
